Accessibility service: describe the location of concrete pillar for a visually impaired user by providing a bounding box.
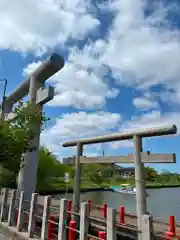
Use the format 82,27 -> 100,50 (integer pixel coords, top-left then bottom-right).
0,101 -> 12,120
133,135 -> 147,240
17,76 -> 42,201
28,193 -> 38,237
8,189 -> 16,226
107,207 -> 116,240
17,191 -> 24,232
141,214 -> 153,240
0,188 -> 8,222
71,142 -> 83,219
58,199 -> 68,240
41,196 -> 52,240
17,135 -> 40,200
79,202 -> 89,240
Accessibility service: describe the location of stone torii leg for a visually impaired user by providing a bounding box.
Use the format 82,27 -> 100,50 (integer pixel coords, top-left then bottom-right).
0,53 -> 64,201
17,76 -> 54,201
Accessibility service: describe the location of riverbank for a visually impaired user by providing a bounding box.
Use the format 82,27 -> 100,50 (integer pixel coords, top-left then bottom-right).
146,183 -> 180,188
38,182 -> 180,195
37,180 -> 180,195
105,181 -> 180,189
38,186 -> 112,195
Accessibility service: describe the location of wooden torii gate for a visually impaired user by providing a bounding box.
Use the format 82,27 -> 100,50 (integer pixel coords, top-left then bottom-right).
62,124 -> 177,240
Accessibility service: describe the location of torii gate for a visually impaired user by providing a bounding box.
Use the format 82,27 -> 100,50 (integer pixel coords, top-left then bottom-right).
0,53 -> 64,200
63,125 -> 177,240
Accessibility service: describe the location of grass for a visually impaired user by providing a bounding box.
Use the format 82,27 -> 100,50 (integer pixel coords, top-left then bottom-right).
145,182 -> 180,188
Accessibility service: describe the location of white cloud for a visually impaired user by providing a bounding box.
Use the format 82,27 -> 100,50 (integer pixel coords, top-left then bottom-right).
0,0 -> 100,55
43,111 -> 121,139
6,0 -> 180,157
41,109 -> 180,158
121,110 -> 180,134
95,0 -> 180,106
24,59 -> 119,109
40,111 -> 121,156
22,0 -> 180,108
99,0 -> 180,91
133,97 -> 158,109
110,140 -> 134,149
23,61 -> 42,76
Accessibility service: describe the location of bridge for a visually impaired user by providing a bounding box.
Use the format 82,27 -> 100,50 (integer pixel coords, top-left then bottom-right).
0,188 -> 179,240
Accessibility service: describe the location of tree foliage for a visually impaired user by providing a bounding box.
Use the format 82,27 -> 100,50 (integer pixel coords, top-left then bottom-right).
0,101 -> 47,174
0,102 -> 180,190
36,147 -> 73,191
143,166 -> 158,181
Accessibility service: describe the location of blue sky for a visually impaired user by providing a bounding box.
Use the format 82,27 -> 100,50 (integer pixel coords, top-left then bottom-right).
0,0 -> 180,172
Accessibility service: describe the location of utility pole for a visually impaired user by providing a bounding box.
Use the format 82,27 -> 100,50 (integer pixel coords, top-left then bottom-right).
0,78 -> 7,121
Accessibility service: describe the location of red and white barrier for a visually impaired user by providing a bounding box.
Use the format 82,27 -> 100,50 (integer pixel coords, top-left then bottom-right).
48,215 -> 55,240
98,231 -> 106,240
68,220 -> 76,240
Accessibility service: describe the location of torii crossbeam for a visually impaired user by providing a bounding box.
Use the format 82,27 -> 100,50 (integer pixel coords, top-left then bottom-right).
79,152 -> 176,164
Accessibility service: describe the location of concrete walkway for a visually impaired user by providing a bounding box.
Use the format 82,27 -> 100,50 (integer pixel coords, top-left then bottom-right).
0,233 -> 6,240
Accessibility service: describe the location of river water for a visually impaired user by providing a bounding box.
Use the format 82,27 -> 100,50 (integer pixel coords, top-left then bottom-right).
54,187 -> 180,221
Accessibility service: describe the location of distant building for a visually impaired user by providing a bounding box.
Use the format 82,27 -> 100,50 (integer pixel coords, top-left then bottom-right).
118,167 -> 135,178
111,164 -> 135,178
62,156 -> 76,165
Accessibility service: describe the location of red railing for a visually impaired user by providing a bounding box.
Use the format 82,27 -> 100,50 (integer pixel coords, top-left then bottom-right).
13,197 -> 180,239
48,215 -> 55,240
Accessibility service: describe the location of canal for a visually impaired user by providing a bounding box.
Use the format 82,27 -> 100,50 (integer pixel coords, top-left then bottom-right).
54,187 -> 180,221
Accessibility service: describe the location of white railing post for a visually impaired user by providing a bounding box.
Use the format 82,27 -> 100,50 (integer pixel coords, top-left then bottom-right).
107,207 -> 116,240
79,202 -> 90,240
28,193 -> 38,238
58,199 -> 68,240
8,189 -> 16,226
17,191 -> 24,232
141,214 -> 153,240
0,188 -> 8,222
41,196 -> 52,240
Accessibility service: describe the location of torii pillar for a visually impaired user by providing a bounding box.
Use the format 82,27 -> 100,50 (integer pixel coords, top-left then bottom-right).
1,54 -> 64,200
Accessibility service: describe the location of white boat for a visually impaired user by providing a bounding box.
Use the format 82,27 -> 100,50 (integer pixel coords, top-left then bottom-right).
111,184 -> 149,196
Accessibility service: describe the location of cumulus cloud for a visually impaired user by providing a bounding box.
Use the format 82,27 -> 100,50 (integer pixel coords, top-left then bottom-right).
133,97 -> 158,109
40,109 -> 180,158
24,59 -> 119,109
40,111 -> 121,156
4,0 -> 180,157
0,0 -> 100,55
22,0 -> 180,109
100,0 -> 180,91
121,111 -> 180,134
110,140 -> 134,149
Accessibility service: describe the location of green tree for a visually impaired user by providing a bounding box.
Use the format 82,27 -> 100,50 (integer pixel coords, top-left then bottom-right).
143,166 -> 158,181
157,170 -> 180,184
0,101 -> 47,174
36,147 -> 74,191
82,164 -> 106,185
0,167 -> 17,188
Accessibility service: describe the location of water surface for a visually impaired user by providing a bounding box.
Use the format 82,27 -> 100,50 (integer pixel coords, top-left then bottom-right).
54,187 -> 180,221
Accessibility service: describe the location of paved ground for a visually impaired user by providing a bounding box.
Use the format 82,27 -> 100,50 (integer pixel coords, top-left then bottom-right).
0,233 -> 6,240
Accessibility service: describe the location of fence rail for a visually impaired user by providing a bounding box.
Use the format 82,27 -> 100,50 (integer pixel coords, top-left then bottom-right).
0,188 -> 179,239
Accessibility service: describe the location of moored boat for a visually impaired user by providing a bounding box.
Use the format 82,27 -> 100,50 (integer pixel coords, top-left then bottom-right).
111,184 -> 149,196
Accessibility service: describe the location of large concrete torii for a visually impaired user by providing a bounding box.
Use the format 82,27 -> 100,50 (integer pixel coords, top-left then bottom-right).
1,53 -> 64,200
